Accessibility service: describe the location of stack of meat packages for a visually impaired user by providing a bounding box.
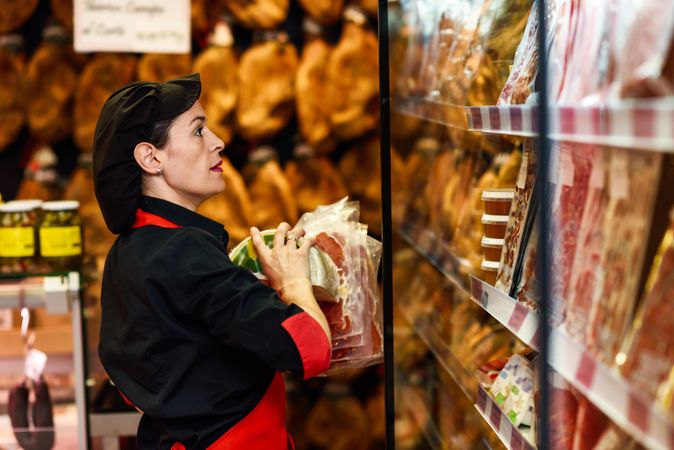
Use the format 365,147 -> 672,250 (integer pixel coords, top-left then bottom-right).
489,0 -> 674,436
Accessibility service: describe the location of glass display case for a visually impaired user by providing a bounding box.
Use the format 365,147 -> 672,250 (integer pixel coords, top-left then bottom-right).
382,0 -> 674,448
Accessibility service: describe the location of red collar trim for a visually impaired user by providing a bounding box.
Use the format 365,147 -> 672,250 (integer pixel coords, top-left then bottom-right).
132,209 -> 182,229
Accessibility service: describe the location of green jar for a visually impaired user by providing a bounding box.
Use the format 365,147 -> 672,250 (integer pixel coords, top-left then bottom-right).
39,201 -> 83,272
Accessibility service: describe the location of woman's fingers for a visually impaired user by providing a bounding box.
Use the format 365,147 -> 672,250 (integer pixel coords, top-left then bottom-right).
287,226 -> 306,240
299,235 -> 316,255
273,223 -> 291,250
250,227 -> 272,264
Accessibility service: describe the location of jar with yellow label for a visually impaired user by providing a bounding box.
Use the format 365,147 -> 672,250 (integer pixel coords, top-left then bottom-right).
39,201 -> 83,272
0,200 -> 41,274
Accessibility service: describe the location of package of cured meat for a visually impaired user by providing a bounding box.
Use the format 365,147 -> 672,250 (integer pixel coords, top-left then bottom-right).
612,0 -> 674,98
496,140 -> 538,296
229,199 -> 383,374
535,371 -> 579,450
563,148 -> 607,341
586,149 -> 662,363
498,2 -> 539,105
619,209 -> 674,398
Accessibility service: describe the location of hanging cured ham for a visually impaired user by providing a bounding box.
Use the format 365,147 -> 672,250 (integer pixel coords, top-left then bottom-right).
26,24 -> 78,144
0,0 -> 37,33
222,0 -> 288,30
74,54 -> 136,152
242,147 -> 299,230
50,0 -> 74,30
192,21 -> 238,146
236,33 -> 298,141
327,7 -> 379,140
284,144 -> 348,213
295,19 -> 337,154
137,53 -> 192,83
298,0 -> 343,26
197,157 -> 254,249
0,39 -> 25,152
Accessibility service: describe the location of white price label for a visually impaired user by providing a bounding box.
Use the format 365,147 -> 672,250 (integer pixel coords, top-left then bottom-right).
74,0 -> 191,54
517,151 -> 529,190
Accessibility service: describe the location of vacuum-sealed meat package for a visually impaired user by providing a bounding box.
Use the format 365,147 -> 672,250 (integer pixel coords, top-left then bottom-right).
619,209 -> 674,399
229,199 -> 383,375
586,150 -> 662,363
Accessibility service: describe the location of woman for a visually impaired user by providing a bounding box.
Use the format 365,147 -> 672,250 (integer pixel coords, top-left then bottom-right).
92,73 -> 331,449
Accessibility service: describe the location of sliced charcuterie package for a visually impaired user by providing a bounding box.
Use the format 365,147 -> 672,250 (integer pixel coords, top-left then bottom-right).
619,209 -> 674,398
586,149 -> 662,363
229,199 -> 383,374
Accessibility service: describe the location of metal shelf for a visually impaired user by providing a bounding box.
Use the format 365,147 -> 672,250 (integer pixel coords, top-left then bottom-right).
397,221 -> 472,298
0,272 -> 80,314
397,304 -> 476,403
468,277 -> 674,450
475,385 -> 536,450
395,96 -> 674,152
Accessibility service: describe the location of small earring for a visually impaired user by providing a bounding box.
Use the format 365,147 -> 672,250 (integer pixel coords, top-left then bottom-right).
156,167 -> 163,175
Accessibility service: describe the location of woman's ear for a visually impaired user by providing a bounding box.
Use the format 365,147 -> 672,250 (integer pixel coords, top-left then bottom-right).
133,142 -> 163,175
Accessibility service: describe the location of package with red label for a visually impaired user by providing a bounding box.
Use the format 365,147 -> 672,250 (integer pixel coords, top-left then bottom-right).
586,149 -> 662,363
229,199 -> 383,374
620,209 -> 674,398
535,371 -> 578,450
572,396 -> 609,450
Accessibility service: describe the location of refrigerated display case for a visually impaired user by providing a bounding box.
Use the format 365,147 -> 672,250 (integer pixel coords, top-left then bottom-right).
381,0 -> 674,448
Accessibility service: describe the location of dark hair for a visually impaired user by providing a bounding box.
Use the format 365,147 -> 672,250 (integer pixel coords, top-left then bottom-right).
148,118 -> 175,149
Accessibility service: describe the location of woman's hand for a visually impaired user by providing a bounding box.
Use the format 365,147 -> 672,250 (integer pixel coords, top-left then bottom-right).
250,223 -> 332,344
250,223 -> 315,299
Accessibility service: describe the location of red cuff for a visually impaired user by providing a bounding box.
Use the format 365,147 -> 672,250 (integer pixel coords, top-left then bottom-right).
282,312 -> 331,379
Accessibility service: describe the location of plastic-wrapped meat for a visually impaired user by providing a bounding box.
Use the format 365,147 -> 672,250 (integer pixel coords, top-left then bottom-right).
620,211 -> 674,398
547,0 -> 579,101
550,143 -> 593,324
564,148 -> 607,341
614,0 -> 674,98
497,140 -> 538,295
537,373 -> 578,450
557,0 -> 613,103
572,396 -> 609,450
587,150 -> 662,363
498,3 -> 539,105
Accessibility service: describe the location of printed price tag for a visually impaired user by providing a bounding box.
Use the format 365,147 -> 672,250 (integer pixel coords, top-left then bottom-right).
477,387 -> 488,411
628,392 -> 650,433
574,352 -> 597,389
471,278 -> 483,301
24,348 -> 47,381
490,402 -> 502,429
507,302 -> 529,333
609,151 -> 629,199
517,151 -> 529,190
510,426 -> 524,450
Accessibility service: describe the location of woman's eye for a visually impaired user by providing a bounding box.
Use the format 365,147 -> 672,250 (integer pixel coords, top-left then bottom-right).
195,127 -> 203,137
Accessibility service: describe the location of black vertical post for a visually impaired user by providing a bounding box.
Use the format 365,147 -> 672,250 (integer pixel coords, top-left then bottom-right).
535,1 -> 552,449
377,0 -> 395,448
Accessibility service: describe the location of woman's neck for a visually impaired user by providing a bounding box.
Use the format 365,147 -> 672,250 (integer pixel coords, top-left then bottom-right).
143,185 -> 201,212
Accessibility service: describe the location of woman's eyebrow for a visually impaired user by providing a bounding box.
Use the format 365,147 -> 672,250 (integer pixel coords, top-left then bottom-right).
190,115 -> 206,124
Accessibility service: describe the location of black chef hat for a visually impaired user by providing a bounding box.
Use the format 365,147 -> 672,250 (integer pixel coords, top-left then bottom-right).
93,73 -> 201,234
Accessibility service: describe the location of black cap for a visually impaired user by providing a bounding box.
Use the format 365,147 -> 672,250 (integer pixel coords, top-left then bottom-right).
93,73 -> 201,234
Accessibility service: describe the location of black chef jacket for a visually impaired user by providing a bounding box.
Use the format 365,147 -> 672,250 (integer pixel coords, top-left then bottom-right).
98,196 -> 328,449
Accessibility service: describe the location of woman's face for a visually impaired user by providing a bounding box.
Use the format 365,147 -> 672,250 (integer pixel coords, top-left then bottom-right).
160,100 -> 225,207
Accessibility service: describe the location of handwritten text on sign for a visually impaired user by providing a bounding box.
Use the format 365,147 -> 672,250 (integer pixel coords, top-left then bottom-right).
74,0 -> 190,54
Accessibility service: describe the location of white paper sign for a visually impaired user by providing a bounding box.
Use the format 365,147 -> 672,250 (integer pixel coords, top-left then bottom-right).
74,0 -> 191,54
24,349 -> 48,382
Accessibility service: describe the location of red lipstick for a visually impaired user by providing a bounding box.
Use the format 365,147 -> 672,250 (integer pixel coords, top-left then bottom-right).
210,160 -> 223,172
